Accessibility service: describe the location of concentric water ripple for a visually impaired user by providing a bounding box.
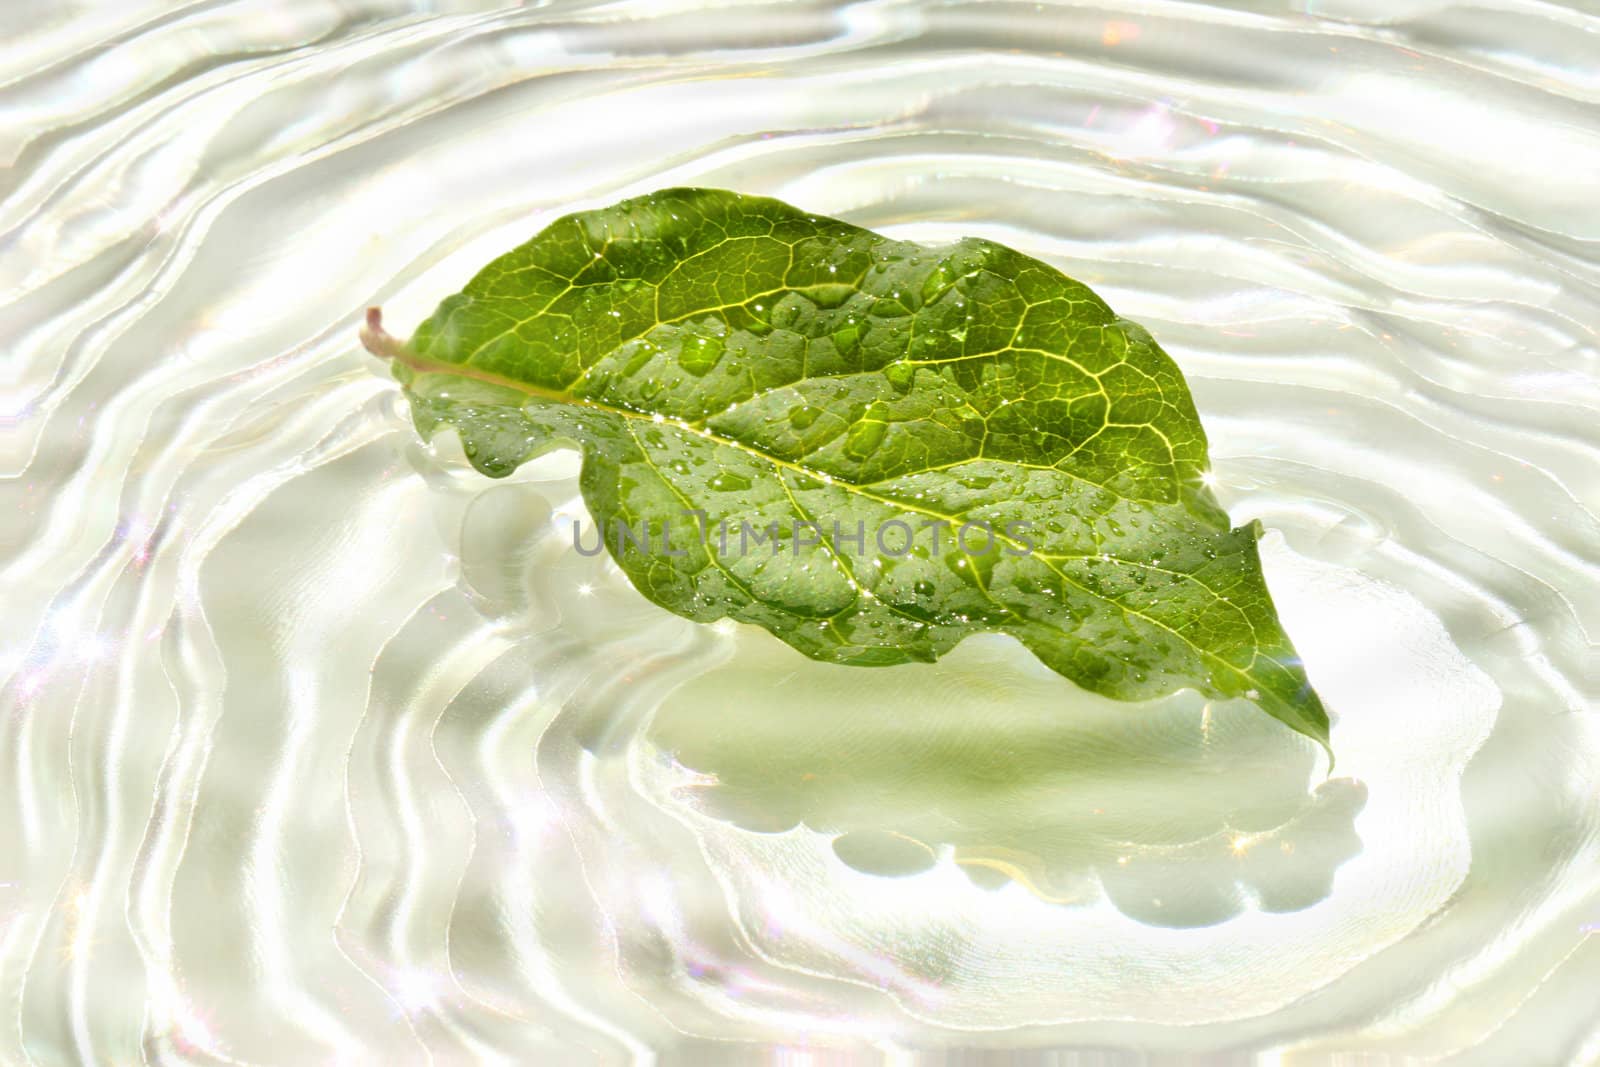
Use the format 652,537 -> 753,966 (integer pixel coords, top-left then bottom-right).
2,1 -> 1597,1063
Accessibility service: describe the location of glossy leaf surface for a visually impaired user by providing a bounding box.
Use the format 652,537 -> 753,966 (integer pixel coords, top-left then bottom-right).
362,188 -> 1328,752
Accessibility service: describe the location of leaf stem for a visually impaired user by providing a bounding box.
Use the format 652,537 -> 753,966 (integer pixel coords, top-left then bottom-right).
360,307 -> 406,361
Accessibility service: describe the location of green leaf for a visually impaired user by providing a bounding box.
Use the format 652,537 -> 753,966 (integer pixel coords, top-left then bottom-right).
361,187 -> 1329,757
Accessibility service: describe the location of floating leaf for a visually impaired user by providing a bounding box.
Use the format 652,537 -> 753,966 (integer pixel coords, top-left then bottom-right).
362,187 -> 1328,757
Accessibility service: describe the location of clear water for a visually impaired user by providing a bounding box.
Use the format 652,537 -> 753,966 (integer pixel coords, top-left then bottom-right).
2,1 -> 1598,1063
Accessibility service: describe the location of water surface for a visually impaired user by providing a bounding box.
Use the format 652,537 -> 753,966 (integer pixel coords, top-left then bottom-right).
2,1 -> 1598,1063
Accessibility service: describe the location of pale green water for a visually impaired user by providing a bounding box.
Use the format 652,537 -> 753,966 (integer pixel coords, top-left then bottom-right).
1,1 -> 1598,1063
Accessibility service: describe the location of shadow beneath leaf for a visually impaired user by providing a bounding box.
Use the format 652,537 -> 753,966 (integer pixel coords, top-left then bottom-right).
649,632 -> 1366,929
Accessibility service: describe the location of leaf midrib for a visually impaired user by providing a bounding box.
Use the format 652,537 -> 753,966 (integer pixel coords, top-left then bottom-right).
388,343 -> 1283,712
